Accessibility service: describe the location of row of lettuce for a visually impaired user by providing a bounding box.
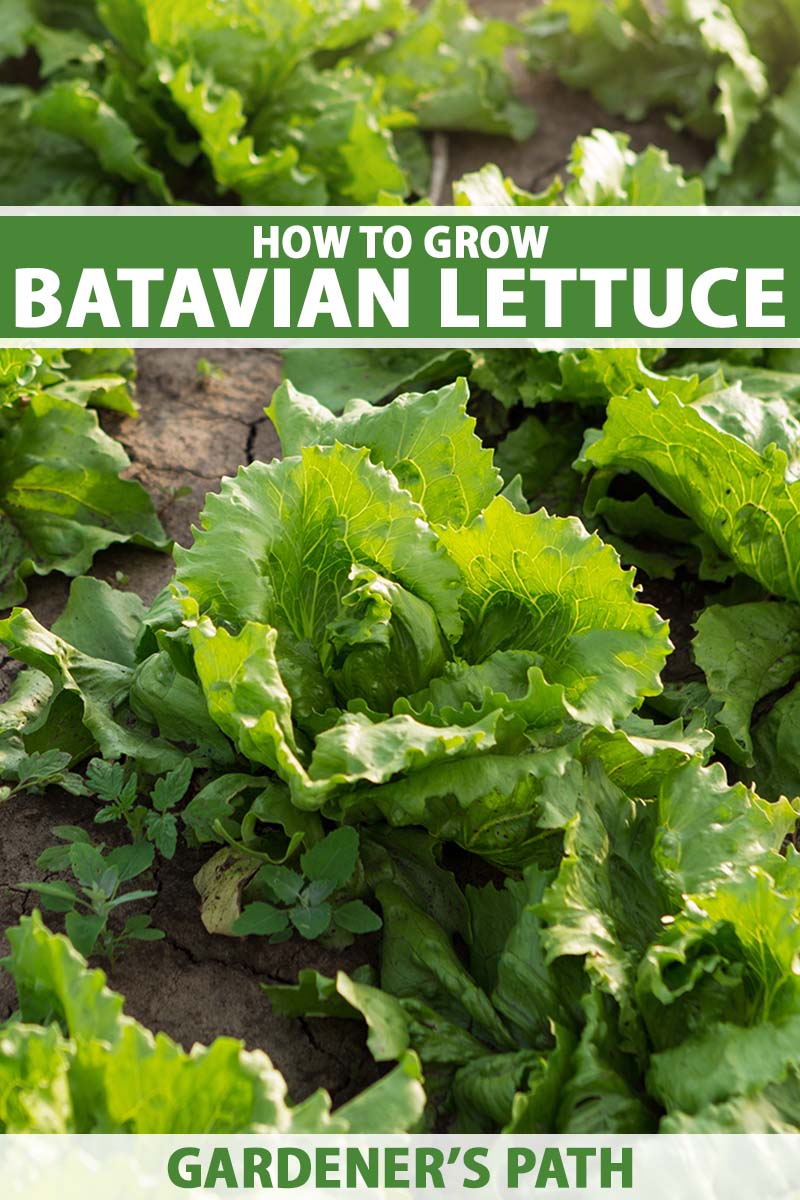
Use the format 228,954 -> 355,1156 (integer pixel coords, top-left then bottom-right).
3,0 -> 797,204
4,327 -> 800,1130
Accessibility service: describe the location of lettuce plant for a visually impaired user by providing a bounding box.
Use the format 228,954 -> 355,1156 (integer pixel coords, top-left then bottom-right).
165,378 -> 669,863
0,348 -> 166,607
0,375 -> 670,866
0,911 -> 424,1132
0,0 -> 533,205
526,0 -> 800,201
267,761 -> 800,1133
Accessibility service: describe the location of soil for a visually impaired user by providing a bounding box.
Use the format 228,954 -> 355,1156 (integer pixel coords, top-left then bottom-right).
0,0 -> 708,1108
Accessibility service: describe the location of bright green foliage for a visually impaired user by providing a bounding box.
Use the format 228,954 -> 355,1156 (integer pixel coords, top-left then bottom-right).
0,0 -> 532,205
0,351 -> 166,607
0,576 -> 233,779
454,129 -> 706,207
0,347 -> 138,414
7,351 -> 800,1135
692,602 -> 800,764
0,912 -> 425,1132
582,389 -> 800,601
526,0 -> 800,201
169,379 -> 668,855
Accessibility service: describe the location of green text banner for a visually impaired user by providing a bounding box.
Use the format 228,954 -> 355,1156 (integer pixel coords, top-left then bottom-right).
1,207 -> 797,346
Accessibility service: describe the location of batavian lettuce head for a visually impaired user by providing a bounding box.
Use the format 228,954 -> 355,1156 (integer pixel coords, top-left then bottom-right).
170,378 -> 671,856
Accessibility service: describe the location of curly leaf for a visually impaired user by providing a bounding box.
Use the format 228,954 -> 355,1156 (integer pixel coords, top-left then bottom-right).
437,498 -> 670,729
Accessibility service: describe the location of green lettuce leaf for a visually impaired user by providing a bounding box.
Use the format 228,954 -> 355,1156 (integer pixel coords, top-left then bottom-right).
280,348 -> 470,412
437,498 -> 670,728
29,78 -> 172,201
0,911 -> 424,1132
453,129 -> 705,207
0,392 -> 166,607
581,389 -> 800,603
269,378 -> 501,527
692,601 -> 800,763
539,761 -> 667,1036
752,684 -> 800,801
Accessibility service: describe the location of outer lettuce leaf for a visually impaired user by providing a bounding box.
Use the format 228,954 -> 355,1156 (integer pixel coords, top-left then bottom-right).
661,1080 -> 800,1132
364,0 -> 535,139
327,745 -> 584,867
0,606 -> 185,773
550,990 -> 656,1133
0,577 -> 230,776
582,389 -> 800,603
539,761 -> 667,1035
279,348 -> 471,412
0,84 -> 117,205
752,684 -> 800,802
0,393 -> 166,607
579,361 -> 800,580
653,760 -> 797,900
250,62 -> 413,205
29,79 -> 171,201
161,62 -> 323,206
0,347 -> 138,416
0,912 -> 424,1132
267,840 -> 654,1132
637,858 -> 800,1067
469,867 -> 573,1048
563,129 -> 706,205
0,0 -> 37,60
692,601 -> 800,763
491,411 -> 584,516
648,998 -> 800,1116
580,714 -> 714,799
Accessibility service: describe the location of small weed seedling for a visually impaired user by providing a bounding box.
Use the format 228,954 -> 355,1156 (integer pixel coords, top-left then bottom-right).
0,750 -> 87,803
232,826 -> 381,942
87,758 -> 193,859
20,828 -> 163,961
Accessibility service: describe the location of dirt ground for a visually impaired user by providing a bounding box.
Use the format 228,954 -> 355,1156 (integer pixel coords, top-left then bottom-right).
0,8 -> 707,1106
